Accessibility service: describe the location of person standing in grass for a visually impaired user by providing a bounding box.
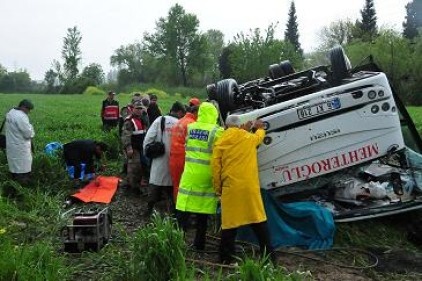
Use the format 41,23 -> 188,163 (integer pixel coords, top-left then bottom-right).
147,94 -> 162,125
211,116 -> 274,264
101,91 -> 119,131
142,101 -> 186,217
119,92 -> 142,136
175,102 -> 223,251
121,100 -> 149,195
5,99 -> 35,185
169,98 -> 200,201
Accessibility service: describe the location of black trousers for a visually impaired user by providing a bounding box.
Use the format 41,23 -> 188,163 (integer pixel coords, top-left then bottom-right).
10,172 -> 31,186
220,221 -> 273,263
102,119 -> 118,131
177,211 -> 209,250
146,185 -> 174,214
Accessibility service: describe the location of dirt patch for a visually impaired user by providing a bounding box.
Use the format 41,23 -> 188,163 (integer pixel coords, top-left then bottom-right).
368,247 -> 422,274
72,187 -> 422,280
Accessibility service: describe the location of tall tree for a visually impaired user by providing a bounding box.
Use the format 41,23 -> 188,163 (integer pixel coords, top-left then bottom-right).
81,63 -> 104,86
0,64 -> 6,77
356,0 -> 378,41
284,1 -> 303,56
62,26 -> 82,81
110,43 -> 144,84
219,44 -> 235,79
231,24 -> 302,83
143,4 -> 208,86
318,20 -> 355,49
44,69 -> 58,93
403,0 -> 422,40
204,29 -> 225,81
346,29 -> 415,103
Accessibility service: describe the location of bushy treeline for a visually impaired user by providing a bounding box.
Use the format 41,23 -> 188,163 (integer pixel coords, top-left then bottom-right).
1,1 -> 422,105
0,67 -> 37,93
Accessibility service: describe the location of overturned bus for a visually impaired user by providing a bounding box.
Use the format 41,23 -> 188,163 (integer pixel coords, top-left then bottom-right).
207,46 -> 422,222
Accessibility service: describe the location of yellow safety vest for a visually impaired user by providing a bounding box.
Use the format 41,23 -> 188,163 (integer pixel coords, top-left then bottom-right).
176,121 -> 223,214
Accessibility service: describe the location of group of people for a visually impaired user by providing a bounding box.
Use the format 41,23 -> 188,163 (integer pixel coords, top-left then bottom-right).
115,92 -> 275,264
3,93 -> 275,265
101,91 -> 162,132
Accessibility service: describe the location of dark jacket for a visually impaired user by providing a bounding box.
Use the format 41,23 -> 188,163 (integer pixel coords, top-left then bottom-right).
147,103 -> 162,125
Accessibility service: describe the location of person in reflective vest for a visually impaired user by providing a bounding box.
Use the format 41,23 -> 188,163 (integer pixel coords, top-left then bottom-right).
121,100 -> 148,195
176,102 -> 223,250
118,93 -> 141,136
169,98 -> 200,201
101,91 -> 119,131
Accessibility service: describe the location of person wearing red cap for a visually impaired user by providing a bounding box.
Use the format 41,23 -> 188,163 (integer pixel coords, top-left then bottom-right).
188,97 -> 200,107
169,98 -> 200,201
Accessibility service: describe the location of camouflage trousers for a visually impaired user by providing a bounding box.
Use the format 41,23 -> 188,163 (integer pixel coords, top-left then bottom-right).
126,149 -> 142,192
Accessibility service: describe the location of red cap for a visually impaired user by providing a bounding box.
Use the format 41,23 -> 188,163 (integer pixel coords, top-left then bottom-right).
188,97 -> 200,106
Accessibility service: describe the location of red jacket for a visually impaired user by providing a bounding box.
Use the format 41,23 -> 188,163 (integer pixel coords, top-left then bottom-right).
170,112 -> 197,158
102,99 -> 119,120
169,112 -> 197,199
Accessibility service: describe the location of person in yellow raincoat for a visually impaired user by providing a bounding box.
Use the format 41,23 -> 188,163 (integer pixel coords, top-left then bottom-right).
211,115 -> 274,264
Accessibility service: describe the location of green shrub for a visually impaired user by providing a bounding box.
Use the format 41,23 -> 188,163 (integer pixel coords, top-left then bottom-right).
226,256 -> 312,281
99,130 -> 121,161
174,92 -> 183,99
31,153 -> 69,190
0,237 -> 68,281
0,151 -> 9,182
83,86 -> 105,96
0,179 -> 65,242
120,214 -> 188,281
60,77 -> 94,94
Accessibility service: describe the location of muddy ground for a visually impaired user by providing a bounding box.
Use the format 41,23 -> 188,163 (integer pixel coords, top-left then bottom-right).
77,186 -> 422,281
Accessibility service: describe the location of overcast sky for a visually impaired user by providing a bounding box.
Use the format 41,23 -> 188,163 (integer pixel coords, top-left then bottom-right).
0,0 -> 411,81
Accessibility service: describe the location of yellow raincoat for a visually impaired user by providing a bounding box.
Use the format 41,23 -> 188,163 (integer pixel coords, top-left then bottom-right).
211,127 -> 266,229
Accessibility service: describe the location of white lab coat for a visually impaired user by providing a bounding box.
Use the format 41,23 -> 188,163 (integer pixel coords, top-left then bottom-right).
143,115 -> 178,186
5,108 -> 35,173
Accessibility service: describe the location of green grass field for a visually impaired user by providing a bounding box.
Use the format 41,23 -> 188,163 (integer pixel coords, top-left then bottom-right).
0,93 -> 421,281
0,93 -> 183,147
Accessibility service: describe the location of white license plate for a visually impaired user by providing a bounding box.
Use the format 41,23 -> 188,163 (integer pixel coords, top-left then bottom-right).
297,98 -> 341,120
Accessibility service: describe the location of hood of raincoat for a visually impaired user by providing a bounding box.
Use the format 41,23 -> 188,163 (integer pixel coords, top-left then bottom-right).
197,102 -> 218,125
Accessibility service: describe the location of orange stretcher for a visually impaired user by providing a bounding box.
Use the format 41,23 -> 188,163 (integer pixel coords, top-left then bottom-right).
72,176 -> 119,204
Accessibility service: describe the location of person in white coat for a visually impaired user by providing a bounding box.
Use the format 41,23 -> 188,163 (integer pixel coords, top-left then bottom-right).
142,101 -> 186,217
5,99 -> 35,185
